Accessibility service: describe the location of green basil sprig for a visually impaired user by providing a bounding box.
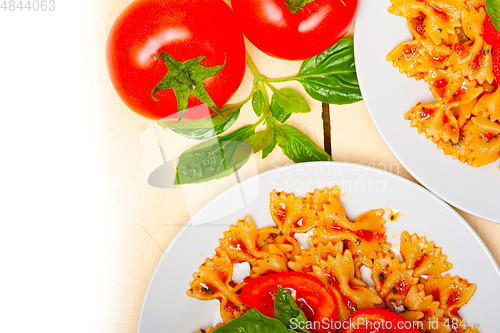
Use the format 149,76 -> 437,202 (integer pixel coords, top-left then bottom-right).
275,124 -> 332,163
274,287 -> 311,333
245,127 -> 275,154
212,288 -> 311,333
158,103 -> 241,140
271,88 -> 311,114
159,39 -> 362,185
262,138 -> 277,159
292,39 -> 362,104
252,90 -> 265,117
175,125 -> 254,184
486,0 -> 500,32
211,308 -> 290,333
270,96 -> 292,123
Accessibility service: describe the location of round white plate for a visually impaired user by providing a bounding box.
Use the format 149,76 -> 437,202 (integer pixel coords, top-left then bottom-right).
137,162 -> 500,333
354,0 -> 500,223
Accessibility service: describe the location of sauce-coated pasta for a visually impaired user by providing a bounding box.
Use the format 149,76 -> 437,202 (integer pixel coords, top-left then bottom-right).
188,187 -> 479,332
387,0 -> 500,171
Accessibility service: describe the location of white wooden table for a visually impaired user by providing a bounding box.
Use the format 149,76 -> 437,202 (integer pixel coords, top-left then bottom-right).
90,1 -> 500,331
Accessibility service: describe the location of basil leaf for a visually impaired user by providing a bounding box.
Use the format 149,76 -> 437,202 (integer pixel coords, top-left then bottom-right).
262,139 -> 277,159
294,39 -> 362,105
487,0 -> 500,32
175,125 -> 254,184
270,97 -> 292,123
276,124 -> 332,163
274,287 -> 311,333
272,88 -> 311,114
245,128 -> 275,153
212,308 -> 290,333
252,90 -> 265,117
158,104 -> 241,140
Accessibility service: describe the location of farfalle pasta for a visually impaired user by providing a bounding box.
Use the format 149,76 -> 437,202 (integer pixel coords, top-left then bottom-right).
188,187 -> 479,332
387,0 -> 500,171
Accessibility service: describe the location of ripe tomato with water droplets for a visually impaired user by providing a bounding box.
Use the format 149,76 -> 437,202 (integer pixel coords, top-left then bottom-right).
106,0 -> 246,120
231,0 -> 359,60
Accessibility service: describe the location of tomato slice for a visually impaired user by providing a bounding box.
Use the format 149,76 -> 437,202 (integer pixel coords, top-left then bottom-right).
484,14 -> 500,47
238,272 -> 337,333
338,308 -> 420,333
493,46 -> 500,83
484,14 -> 500,84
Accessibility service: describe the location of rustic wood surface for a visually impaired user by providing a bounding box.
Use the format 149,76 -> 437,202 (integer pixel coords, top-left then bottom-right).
90,1 -> 500,331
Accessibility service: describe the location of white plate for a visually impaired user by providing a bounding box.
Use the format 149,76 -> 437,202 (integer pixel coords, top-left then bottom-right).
137,162 -> 500,333
353,0 -> 500,223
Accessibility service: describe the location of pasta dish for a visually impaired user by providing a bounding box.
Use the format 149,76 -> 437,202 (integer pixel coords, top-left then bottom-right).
387,0 -> 500,170
187,187 -> 479,332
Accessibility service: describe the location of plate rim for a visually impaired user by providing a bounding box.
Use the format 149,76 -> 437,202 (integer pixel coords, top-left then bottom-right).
137,161 -> 500,332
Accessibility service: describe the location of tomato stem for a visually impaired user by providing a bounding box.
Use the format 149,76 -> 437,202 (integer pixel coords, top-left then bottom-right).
178,71 -> 197,90
284,0 -> 316,14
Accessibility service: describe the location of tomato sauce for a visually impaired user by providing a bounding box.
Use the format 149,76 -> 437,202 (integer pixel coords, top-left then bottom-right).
353,230 -> 382,242
395,280 -> 410,295
480,131 -> 495,143
434,79 -> 447,89
225,300 -> 239,316
419,107 -> 434,120
432,54 -> 447,63
447,290 -> 461,307
230,237 -> 251,255
452,85 -> 466,102
275,203 -> 287,223
330,224 -> 343,231
430,4 -> 449,22
454,43 -> 469,57
430,288 -> 440,302
414,253 -> 428,267
412,15 -> 425,36
403,45 -> 418,60
471,54 -> 482,70
433,79 -> 447,98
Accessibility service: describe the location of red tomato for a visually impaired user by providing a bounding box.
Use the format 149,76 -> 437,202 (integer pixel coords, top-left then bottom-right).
484,14 -> 500,83
106,0 -> 246,120
493,46 -> 500,83
238,272 -> 337,333
230,0 -> 358,60
338,308 -> 420,333
484,14 -> 500,47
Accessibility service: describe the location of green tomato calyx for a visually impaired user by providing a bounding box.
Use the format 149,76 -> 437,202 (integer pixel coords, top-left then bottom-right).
152,52 -> 226,121
284,0 -> 316,14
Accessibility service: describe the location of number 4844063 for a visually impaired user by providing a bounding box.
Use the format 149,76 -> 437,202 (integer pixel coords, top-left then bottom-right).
1,0 -> 55,11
